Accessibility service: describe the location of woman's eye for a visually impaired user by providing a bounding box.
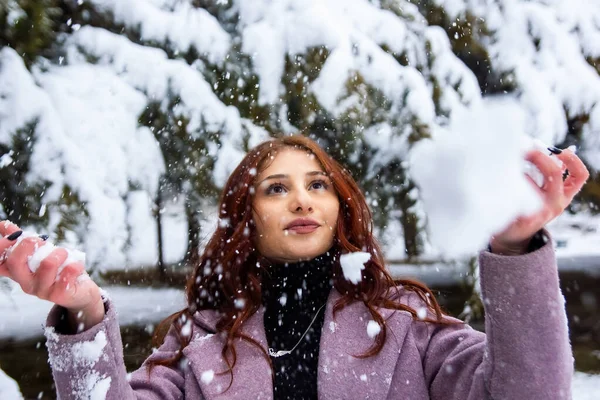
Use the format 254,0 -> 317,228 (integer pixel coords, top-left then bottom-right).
266,184 -> 286,195
310,180 -> 328,190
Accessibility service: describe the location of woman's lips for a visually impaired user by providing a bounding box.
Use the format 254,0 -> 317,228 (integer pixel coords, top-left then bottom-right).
286,224 -> 320,234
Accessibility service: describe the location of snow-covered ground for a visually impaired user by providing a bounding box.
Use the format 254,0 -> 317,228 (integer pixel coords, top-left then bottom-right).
0,284 -> 185,341
572,372 -> 600,400
387,211 -> 600,283
0,368 -> 23,400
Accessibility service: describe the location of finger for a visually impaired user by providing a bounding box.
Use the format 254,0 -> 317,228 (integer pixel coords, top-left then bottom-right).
0,229 -> 24,257
555,150 -> 590,199
525,150 -> 563,197
0,220 -> 20,237
49,263 -> 86,304
4,237 -> 43,290
523,173 -> 545,197
0,265 -> 8,276
33,248 -> 68,298
58,262 -> 86,281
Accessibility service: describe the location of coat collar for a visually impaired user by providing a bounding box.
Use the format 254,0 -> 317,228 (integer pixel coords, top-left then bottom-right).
184,290 -> 402,399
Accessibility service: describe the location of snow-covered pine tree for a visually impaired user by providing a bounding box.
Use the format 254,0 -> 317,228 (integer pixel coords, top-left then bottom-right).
0,0 -> 599,271
0,0 -> 64,66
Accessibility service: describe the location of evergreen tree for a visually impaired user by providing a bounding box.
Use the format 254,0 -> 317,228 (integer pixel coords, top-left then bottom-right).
0,0 -> 65,66
0,120 -> 50,225
2,0 -> 599,270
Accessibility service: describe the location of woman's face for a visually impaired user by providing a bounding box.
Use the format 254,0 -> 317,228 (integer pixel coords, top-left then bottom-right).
252,148 -> 340,263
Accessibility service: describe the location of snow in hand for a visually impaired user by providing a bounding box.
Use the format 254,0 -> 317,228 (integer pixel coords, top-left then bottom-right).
410,98 -> 549,258
1,228 -> 86,276
340,252 -> 370,284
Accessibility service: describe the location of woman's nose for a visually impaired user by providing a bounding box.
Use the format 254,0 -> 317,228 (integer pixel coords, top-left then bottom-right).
290,189 -> 313,213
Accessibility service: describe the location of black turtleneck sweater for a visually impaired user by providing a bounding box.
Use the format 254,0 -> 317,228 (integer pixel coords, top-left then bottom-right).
261,251 -> 336,400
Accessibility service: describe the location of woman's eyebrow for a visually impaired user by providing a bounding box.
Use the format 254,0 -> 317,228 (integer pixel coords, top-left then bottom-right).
258,171 -> 328,185
306,171 -> 328,177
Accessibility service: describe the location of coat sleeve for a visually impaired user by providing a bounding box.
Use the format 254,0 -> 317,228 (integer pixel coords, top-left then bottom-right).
412,232 -> 573,400
45,298 -> 190,400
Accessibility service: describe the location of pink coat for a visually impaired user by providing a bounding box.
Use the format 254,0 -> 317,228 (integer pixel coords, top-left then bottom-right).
45,240 -> 572,399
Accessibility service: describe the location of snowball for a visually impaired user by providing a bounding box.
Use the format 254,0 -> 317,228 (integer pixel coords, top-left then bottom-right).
201,369 -> 215,384
366,320 -> 381,338
0,226 -> 86,276
409,98 -> 545,258
340,252 -> 371,284
523,161 -> 544,187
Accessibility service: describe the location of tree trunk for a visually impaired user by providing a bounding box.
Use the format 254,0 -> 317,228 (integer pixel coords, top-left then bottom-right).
185,200 -> 201,268
155,178 -> 167,282
397,182 -> 422,260
400,207 -> 420,259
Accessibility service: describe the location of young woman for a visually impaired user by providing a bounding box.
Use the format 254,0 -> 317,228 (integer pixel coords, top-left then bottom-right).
0,135 -> 588,399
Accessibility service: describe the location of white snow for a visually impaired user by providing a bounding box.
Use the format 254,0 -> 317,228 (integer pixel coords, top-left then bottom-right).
572,371 -> 600,400
24,238 -> 86,276
410,98 -> 545,258
200,369 -> 215,384
0,368 -> 23,400
366,320 -> 381,338
87,0 -> 231,65
89,376 -> 111,400
1,0 -> 600,397
72,331 -> 108,366
77,372 -> 111,400
26,241 -> 57,272
1,0 -> 599,268
340,252 -> 371,284
0,285 -> 185,341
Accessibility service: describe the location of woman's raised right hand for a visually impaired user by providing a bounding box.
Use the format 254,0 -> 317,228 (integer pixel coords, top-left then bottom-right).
0,220 -> 104,332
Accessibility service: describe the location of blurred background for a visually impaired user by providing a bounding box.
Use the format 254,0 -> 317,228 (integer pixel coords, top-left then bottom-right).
0,0 -> 599,398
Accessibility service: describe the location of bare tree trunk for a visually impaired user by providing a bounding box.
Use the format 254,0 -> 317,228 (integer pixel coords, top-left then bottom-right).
459,256 -> 484,324
185,200 -> 201,268
155,177 -> 167,282
400,208 -> 420,259
397,182 -> 422,260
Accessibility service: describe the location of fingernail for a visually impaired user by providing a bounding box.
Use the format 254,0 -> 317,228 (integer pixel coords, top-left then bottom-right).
39,234 -> 49,241
548,146 -> 563,154
7,231 -> 23,241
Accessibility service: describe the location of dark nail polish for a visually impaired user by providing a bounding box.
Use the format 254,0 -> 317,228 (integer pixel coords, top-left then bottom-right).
7,230 -> 23,241
548,146 -> 563,155
39,234 -> 49,241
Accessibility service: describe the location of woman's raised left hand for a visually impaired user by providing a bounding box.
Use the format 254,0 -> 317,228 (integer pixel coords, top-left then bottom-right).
490,148 -> 590,255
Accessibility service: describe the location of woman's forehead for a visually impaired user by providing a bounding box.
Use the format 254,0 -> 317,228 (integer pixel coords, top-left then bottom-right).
258,148 -> 323,176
